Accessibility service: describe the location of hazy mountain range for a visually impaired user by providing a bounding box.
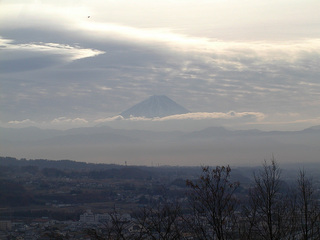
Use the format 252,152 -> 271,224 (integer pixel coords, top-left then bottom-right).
1,124 -> 319,166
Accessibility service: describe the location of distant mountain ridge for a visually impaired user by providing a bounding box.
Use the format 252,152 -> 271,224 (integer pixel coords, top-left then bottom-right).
1,125 -> 320,144
1,125 -> 320,166
120,95 -> 190,118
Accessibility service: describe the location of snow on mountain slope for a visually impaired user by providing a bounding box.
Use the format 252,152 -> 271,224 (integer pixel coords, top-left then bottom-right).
120,95 -> 190,118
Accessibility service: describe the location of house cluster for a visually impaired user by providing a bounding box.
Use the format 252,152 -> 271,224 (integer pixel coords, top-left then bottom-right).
79,209 -> 131,223
0,210 -> 139,240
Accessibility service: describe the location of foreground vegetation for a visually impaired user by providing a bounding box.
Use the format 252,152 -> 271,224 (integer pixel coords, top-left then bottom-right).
87,158 -> 320,240
0,156 -> 319,239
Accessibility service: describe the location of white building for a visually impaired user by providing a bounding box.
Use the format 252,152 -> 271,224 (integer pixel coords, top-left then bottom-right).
79,209 -> 95,223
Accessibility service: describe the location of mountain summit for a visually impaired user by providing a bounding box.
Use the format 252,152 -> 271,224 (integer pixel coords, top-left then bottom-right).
120,95 -> 190,118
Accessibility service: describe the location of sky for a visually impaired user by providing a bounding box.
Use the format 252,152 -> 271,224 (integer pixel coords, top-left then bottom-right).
1,0 -> 320,131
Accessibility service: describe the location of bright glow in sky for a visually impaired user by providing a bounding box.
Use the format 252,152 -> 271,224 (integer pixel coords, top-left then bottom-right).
1,0 -> 320,130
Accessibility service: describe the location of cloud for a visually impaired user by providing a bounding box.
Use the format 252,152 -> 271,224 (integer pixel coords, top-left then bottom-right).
8,119 -> 36,126
95,111 -> 265,123
4,117 -> 90,129
0,36 -> 105,72
96,86 -> 112,91
73,20 -> 320,74
157,111 -> 265,121
51,117 -> 88,125
80,21 -> 213,51
94,116 -> 125,123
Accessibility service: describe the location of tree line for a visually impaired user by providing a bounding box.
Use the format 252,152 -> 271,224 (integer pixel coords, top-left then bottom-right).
88,157 -> 320,240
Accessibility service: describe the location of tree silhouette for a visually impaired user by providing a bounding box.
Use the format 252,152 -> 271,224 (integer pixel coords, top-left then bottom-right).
135,200 -> 183,240
248,157 -> 289,240
186,165 -> 239,240
297,170 -> 320,240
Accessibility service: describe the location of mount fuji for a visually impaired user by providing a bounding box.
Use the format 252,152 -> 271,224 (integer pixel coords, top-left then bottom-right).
120,95 -> 190,118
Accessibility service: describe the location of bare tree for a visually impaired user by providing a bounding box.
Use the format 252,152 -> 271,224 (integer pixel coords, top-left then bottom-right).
186,165 -> 239,240
248,157 -> 289,240
134,197 -> 184,240
87,207 -> 130,240
239,187 -> 259,240
283,186 -> 300,240
106,209 -> 129,240
297,170 -> 320,240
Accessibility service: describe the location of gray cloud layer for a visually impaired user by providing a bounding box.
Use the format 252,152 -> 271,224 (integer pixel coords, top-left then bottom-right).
1,1 -> 320,130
